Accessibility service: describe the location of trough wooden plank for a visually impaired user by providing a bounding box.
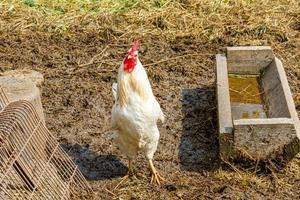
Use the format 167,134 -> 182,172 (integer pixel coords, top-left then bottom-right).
272,57 -> 300,137
234,118 -> 299,160
261,58 -> 291,118
216,54 -> 234,160
227,46 -> 274,74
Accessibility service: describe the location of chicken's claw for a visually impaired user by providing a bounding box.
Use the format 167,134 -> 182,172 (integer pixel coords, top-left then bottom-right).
148,159 -> 165,185
114,159 -> 138,189
114,173 -> 138,189
114,175 -> 129,189
150,171 -> 165,185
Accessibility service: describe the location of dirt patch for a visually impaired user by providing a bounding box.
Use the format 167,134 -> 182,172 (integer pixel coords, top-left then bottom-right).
0,30 -> 299,199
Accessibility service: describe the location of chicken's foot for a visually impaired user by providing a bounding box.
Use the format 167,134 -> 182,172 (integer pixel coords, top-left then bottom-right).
148,159 -> 165,185
114,159 -> 137,189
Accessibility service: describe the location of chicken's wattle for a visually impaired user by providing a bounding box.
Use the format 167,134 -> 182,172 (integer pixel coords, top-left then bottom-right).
123,56 -> 136,73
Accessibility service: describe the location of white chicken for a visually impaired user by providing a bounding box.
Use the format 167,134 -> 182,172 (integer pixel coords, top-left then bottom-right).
111,41 -> 165,185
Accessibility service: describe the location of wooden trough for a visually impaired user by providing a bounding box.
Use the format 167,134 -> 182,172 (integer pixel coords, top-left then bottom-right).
216,46 -> 300,162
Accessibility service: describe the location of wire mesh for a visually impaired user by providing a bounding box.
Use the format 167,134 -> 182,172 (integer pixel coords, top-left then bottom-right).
0,87 -> 93,199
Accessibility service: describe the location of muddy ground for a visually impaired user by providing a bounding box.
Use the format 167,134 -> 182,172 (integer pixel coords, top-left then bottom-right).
0,30 -> 299,200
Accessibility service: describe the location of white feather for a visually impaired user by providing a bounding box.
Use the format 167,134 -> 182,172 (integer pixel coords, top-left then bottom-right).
112,82 -> 117,101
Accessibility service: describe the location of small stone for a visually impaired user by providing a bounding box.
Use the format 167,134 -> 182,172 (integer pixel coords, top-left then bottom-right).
166,184 -> 177,191
290,21 -> 300,31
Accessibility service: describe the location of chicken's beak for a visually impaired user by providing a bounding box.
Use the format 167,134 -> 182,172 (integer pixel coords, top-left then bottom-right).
127,55 -> 132,59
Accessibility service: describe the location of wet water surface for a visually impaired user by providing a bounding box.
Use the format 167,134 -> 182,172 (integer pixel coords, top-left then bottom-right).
228,74 -> 267,119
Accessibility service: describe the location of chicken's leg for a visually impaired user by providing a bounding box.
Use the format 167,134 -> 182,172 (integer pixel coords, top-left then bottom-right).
148,159 -> 165,185
115,159 -> 137,189
127,159 -> 137,179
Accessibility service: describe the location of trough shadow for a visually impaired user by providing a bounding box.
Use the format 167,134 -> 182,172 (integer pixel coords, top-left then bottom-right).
61,143 -> 127,181
179,87 -> 219,172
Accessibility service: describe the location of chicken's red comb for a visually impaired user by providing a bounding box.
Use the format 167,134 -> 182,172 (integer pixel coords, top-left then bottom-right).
129,40 -> 140,53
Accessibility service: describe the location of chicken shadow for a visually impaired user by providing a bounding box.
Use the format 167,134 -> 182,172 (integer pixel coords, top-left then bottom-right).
179,87 -> 219,172
61,143 -> 127,181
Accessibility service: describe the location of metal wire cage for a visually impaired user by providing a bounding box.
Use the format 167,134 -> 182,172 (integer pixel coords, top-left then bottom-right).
0,87 -> 93,199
